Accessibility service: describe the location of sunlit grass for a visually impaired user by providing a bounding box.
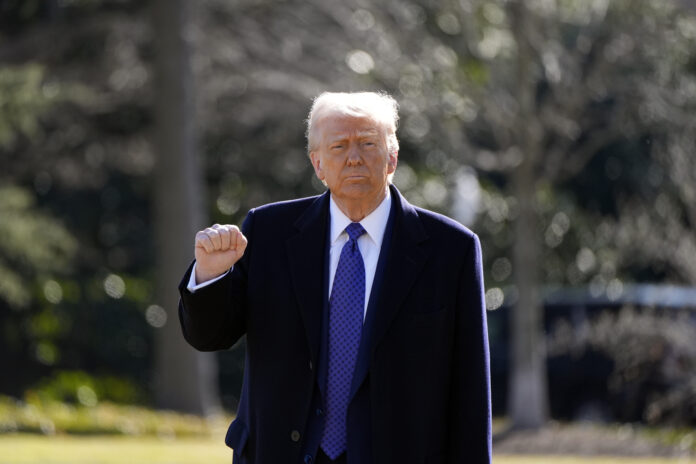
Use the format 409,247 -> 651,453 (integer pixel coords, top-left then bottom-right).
0,435 -> 230,464
495,458 -> 695,464
0,402 -> 692,464
0,435 -> 694,464
0,395 -> 231,437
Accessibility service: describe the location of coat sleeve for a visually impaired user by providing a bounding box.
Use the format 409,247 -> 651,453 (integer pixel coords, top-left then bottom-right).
177,209 -> 255,351
449,233 -> 492,463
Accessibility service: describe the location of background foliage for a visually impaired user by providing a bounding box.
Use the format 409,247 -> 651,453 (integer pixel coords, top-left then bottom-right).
1,0 -> 695,426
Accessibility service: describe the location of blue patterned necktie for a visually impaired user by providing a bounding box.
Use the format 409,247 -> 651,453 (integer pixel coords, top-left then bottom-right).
320,222 -> 366,459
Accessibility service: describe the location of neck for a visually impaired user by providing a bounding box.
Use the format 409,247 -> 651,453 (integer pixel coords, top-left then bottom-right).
333,188 -> 388,222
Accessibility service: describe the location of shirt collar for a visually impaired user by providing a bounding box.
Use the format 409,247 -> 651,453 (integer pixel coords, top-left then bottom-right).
329,190 -> 392,248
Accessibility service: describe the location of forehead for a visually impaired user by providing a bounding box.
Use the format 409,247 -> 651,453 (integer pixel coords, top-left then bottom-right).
317,114 -> 383,140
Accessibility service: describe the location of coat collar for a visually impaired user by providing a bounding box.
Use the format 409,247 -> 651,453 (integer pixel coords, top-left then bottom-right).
286,191 -> 331,368
366,184 -> 429,348
350,184 -> 428,397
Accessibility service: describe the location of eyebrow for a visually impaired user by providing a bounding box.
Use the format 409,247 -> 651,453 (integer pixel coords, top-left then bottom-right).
327,130 -> 380,143
357,129 -> 379,137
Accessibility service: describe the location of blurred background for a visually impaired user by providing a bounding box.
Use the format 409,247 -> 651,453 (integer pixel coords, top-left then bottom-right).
1,0 -> 695,462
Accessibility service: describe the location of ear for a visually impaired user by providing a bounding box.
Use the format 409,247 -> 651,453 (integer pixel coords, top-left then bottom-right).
310,151 -> 325,181
386,150 -> 398,175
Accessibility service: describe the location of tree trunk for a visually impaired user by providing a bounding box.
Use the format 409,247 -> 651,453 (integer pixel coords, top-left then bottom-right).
507,0 -> 548,429
509,159 -> 548,428
151,0 -> 220,415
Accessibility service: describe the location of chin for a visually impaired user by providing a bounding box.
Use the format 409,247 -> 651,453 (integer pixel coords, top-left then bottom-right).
339,185 -> 380,200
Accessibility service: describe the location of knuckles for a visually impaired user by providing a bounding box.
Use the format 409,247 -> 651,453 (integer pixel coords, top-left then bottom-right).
195,225 -> 246,252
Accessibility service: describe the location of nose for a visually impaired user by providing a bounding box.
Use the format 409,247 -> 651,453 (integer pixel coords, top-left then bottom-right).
346,144 -> 362,165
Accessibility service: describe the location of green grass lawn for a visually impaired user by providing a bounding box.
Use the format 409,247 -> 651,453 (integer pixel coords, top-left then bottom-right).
0,435 -> 229,464
2,397 -> 693,463
495,457 -> 695,464
0,435 -> 694,464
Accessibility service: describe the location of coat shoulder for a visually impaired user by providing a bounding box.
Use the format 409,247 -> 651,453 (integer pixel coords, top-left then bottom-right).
412,206 -> 478,243
246,194 -> 325,229
252,194 -> 322,216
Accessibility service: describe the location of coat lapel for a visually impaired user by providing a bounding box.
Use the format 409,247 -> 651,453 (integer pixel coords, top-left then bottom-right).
350,185 -> 429,397
286,191 -> 330,371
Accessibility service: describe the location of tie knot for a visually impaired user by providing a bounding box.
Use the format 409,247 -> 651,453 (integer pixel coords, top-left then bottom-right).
345,222 -> 366,241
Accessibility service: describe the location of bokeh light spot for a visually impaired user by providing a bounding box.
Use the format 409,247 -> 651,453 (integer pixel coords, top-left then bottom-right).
423,179 -> 447,206
77,385 -> 98,407
146,305 -> 168,328
104,274 -> 126,299
576,247 -> 597,274
35,342 -> 58,365
350,9 -> 375,31
485,288 -> 504,311
217,194 -> 240,215
43,280 -> 63,304
437,13 -> 461,35
346,50 -> 374,74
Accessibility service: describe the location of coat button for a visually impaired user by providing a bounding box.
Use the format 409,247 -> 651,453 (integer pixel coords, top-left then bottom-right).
304,454 -> 313,464
290,430 -> 301,442
309,360 -> 313,370
316,408 -> 323,416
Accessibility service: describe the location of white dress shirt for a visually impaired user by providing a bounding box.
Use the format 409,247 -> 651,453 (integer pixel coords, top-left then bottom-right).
328,193 -> 391,319
188,192 -> 392,321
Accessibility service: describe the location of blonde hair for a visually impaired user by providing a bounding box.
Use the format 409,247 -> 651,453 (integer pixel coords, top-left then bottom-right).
306,91 -> 400,158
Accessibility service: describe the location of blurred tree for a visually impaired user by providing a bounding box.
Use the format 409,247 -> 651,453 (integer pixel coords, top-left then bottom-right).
0,1 -> 157,402
474,0 -> 696,429
1,0 -> 694,425
0,62 -> 78,393
606,1 -> 696,289
150,0 -> 220,414
377,0 -> 696,429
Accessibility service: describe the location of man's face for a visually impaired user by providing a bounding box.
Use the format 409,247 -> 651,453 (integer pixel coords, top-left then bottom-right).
310,114 -> 397,208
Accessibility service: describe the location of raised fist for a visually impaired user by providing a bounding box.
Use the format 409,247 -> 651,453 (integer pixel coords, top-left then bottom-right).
194,224 -> 248,284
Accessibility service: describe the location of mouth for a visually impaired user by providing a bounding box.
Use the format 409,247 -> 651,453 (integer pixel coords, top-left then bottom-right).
344,175 -> 368,182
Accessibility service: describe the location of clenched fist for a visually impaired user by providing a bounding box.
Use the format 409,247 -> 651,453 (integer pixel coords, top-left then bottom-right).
194,224 -> 248,284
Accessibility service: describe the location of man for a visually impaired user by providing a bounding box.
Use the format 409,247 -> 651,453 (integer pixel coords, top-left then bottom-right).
178,91 -> 491,464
